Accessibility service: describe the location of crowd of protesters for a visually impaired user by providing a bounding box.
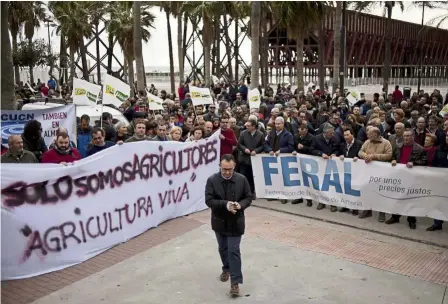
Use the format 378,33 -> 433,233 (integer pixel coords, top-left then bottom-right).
2,77 -> 448,232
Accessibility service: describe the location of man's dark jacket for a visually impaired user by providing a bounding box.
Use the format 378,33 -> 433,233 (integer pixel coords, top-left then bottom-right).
265,129 -> 294,153
205,172 -> 252,236
294,133 -> 315,155
311,134 -> 340,156
237,129 -> 265,165
339,139 -> 363,158
393,143 -> 427,166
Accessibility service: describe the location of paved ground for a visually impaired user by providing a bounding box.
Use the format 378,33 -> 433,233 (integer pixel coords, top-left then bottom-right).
253,199 -> 448,248
2,203 -> 448,304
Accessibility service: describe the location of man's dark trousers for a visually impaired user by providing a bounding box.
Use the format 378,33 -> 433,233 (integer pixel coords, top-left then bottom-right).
239,163 -> 254,194
215,232 -> 243,284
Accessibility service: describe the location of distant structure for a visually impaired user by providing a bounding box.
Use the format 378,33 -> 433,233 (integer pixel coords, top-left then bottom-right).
267,9 -> 448,82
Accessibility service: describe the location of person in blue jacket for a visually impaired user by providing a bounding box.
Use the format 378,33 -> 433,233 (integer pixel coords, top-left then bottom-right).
77,114 -> 93,158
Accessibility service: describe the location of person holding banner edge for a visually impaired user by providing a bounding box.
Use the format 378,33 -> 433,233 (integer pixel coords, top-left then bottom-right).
205,154 -> 252,297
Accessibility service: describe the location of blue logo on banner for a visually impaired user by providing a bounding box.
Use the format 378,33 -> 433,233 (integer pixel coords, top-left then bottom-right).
1,121 -> 24,145
262,156 -> 361,197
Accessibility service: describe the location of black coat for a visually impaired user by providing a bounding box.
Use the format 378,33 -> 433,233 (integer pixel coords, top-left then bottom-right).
205,172 -> 252,236
293,133 -> 315,155
339,139 -> 363,158
237,129 -> 265,165
311,134 -> 340,157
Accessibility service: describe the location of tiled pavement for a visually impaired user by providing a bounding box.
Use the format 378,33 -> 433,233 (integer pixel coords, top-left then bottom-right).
2,206 -> 448,304
1,217 -> 202,304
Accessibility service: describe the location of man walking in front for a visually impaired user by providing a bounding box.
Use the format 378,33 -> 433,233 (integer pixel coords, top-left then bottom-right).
205,154 -> 252,297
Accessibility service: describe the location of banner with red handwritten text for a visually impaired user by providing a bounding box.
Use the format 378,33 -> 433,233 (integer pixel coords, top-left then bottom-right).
1,132 -> 221,280
1,105 -> 76,147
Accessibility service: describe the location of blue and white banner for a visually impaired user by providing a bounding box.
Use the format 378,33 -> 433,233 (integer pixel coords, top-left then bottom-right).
1,105 -> 76,147
252,154 -> 448,221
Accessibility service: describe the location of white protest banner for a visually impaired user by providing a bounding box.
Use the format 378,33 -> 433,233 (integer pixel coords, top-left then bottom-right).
346,90 -> 361,106
189,86 -> 213,106
1,132 -> 221,280
1,105 -> 76,147
252,154 -> 448,221
440,104 -> 448,117
146,91 -> 164,110
248,88 -> 261,109
72,78 -> 102,106
103,74 -> 130,108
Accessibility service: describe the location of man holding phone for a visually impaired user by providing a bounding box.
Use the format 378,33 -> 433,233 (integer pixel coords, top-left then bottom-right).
205,154 -> 253,297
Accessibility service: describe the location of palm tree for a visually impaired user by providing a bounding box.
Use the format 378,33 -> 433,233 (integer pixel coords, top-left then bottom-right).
332,2 -> 342,94
49,1 -> 94,84
158,2 -> 179,94
8,2 -> 28,85
271,2 -> 329,92
353,1 -> 404,95
250,1 -> 261,89
2,1 -> 15,109
134,1 -> 145,93
107,2 -> 155,89
23,1 -> 46,84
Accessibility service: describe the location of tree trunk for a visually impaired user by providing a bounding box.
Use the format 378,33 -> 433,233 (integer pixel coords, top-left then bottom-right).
318,20 -> 325,91
263,17 -> 269,87
166,9 -> 175,94
79,37 -> 89,80
95,23 -> 101,84
134,1 -> 145,93
128,57 -> 135,96
182,12 -> 188,76
215,17 -> 221,78
234,18 -> 239,82
59,35 -> 66,84
28,36 -> 35,84
1,2 -> 15,109
250,1 -> 261,89
332,2 -> 342,94
295,33 -> 305,92
177,11 -> 184,84
123,57 -> 128,83
384,6 -> 392,95
211,18 -> 217,77
203,13 -> 212,87
11,34 -> 20,85
223,14 -> 233,81
107,33 -> 114,74
70,48 -> 75,85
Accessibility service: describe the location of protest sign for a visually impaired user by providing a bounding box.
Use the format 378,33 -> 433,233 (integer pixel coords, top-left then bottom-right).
346,90 -> 361,106
103,74 -> 130,108
440,104 -> 448,117
1,132 -> 221,280
248,88 -> 261,109
72,78 -> 102,106
146,92 -> 164,110
252,154 -> 448,221
189,86 -> 213,106
1,105 -> 76,147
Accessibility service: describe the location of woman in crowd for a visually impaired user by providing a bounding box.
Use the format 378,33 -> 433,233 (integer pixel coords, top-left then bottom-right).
185,126 -> 204,142
169,126 -> 183,142
115,122 -> 131,143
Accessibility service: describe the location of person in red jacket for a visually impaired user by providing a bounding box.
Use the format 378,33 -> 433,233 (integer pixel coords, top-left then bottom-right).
219,114 -> 237,157
41,133 -> 81,164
